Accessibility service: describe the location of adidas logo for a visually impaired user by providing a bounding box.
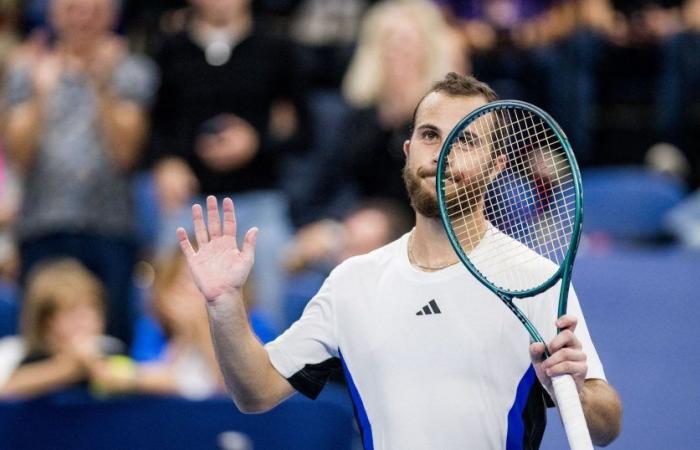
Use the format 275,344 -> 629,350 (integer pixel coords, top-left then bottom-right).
416,299 -> 441,316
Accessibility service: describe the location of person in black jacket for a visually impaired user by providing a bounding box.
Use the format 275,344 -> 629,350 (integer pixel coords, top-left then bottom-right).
148,0 -> 308,329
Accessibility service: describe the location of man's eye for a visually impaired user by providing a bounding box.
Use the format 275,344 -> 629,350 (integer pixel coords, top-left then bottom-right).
422,130 -> 438,140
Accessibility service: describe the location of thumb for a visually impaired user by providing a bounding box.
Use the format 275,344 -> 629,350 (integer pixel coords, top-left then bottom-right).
241,227 -> 258,261
529,342 -> 546,363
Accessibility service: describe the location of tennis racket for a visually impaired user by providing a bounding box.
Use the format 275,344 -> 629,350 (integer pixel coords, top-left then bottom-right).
436,100 -> 591,449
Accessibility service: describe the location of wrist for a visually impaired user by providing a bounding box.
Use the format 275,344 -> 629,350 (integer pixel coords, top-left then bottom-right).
206,286 -> 244,304
206,289 -> 248,320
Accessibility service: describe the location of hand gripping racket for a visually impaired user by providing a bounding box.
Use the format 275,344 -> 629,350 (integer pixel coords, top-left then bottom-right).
436,100 -> 591,449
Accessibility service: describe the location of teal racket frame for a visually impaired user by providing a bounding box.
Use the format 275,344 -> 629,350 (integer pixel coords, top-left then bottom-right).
436,100 -> 584,347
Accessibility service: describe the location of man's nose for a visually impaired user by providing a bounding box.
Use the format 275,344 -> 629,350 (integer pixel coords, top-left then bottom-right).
432,146 -> 441,163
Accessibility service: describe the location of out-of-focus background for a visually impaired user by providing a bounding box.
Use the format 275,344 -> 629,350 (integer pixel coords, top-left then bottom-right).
0,0 -> 697,449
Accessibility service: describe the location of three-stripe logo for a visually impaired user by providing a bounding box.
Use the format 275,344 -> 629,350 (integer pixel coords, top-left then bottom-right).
416,299 -> 441,316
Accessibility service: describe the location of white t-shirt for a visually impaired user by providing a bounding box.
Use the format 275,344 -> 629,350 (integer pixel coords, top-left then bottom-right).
265,232 -> 605,450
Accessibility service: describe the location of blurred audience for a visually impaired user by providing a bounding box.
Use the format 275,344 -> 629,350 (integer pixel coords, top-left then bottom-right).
1,0 -> 158,346
315,0 -> 463,222
0,0 -> 696,411
0,259 -> 125,400
129,250 -> 224,399
289,0 -> 368,88
0,147 -> 19,282
0,0 -> 19,73
655,0 -> 700,187
130,249 -> 275,399
283,198 -> 411,326
148,0 -> 307,328
0,148 -> 20,339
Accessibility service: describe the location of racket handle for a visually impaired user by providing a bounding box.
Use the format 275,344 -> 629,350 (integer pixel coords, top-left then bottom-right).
551,374 -> 593,450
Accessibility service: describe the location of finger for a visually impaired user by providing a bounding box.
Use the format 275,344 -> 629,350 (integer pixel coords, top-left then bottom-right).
542,347 -> 586,370
544,360 -> 588,379
176,227 -> 195,258
222,197 -> 236,237
548,329 -> 582,354
529,342 -> 546,363
192,204 -> 209,248
556,314 -> 578,333
241,227 -> 258,262
206,195 -> 222,238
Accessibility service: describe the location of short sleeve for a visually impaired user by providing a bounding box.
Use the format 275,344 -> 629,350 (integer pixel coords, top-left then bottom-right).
264,273 -> 340,399
3,67 -> 33,107
112,55 -> 159,107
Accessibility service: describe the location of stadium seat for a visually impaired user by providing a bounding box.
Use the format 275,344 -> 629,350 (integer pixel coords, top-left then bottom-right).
581,166 -> 686,240
0,384 -> 356,450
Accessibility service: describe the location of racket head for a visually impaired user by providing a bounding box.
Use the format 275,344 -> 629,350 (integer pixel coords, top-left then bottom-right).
437,100 -> 583,298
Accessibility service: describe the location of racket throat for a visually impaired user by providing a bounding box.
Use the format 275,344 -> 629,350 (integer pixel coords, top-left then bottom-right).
496,293 -> 550,358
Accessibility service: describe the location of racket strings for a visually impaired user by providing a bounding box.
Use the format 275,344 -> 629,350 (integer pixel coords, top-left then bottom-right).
444,111 -> 569,219
443,107 -> 576,292
484,110 -> 574,274
447,110 -> 564,244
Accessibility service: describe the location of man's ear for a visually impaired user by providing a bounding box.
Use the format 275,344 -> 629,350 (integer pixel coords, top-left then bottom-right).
403,139 -> 411,158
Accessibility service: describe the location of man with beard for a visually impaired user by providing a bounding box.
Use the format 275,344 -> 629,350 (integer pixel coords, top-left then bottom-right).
175,73 -> 622,449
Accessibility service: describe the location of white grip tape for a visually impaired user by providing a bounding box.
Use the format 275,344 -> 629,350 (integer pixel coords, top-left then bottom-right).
551,374 -> 593,450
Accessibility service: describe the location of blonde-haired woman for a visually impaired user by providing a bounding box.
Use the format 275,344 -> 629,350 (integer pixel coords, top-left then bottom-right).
343,0 -> 465,126
139,249 -> 225,399
129,249 -> 276,399
0,259 -> 124,399
332,0 -> 466,215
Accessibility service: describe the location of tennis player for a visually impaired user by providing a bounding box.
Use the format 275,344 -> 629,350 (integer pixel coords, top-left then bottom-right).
177,73 -> 622,449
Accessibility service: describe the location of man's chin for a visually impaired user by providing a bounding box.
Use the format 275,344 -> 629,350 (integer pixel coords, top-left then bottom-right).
411,193 -> 440,218
404,166 -> 440,218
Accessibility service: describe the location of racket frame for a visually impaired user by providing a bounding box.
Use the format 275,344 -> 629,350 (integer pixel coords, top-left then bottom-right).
436,100 -> 584,345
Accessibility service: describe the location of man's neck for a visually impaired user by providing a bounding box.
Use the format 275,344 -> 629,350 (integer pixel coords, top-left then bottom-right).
409,215 -> 457,271
409,209 -> 488,271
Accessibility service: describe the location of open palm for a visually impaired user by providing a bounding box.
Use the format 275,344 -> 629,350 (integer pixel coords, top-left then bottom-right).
177,196 -> 258,302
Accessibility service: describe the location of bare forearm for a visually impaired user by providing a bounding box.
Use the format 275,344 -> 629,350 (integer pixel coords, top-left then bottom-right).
4,100 -> 45,172
0,356 -> 83,399
581,379 -> 622,446
95,90 -> 147,170
206,291 -> 293,412
131,366 -> 179,395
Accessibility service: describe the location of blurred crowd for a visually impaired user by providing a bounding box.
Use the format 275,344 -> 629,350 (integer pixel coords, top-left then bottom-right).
0,0 -> 699,401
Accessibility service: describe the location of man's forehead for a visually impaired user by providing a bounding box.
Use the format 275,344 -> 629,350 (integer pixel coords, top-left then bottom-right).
414,92 -> 489,130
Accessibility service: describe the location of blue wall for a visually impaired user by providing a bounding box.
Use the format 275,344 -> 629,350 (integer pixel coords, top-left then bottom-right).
541,247 -> 700,449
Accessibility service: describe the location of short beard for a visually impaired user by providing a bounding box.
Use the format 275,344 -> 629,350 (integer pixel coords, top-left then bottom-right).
403,164 -> 440,218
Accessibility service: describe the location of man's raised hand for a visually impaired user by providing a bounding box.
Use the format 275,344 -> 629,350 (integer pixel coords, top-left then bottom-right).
176,196 -> 258,302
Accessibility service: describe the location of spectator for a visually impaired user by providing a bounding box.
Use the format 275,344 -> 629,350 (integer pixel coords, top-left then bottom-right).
283,198 -> 411,326
129,249 -> 275,399
0,147 -> 20,339
655,0 -> 700,187
0,0 -> 20,72
1,0 -> 158,346
148,0 -> 307,328
326,0 -> 462,220
0,0 -> 22,340
0,259 -> 125,400
288,0 -> 368,88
